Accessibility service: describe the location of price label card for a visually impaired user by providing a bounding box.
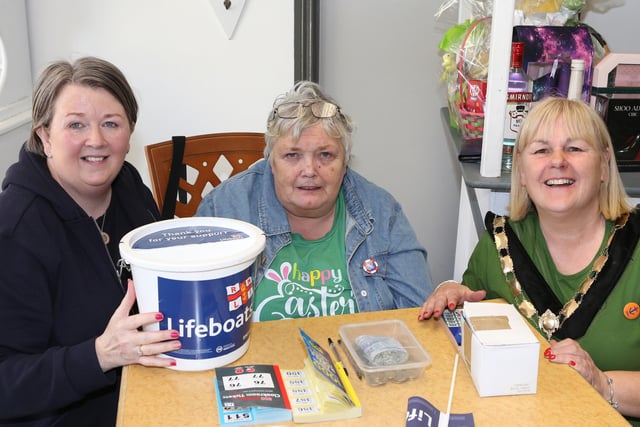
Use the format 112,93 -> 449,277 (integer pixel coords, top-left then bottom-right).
292,396 -> 316,405
223,411 -> 252,422
222,373 -> 276,390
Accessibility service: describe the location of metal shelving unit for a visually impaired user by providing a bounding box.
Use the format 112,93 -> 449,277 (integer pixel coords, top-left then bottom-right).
459,0 -> 515,177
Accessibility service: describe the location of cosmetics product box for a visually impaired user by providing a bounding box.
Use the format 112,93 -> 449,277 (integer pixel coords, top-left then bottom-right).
591,54 -> 640,171
461,302 -> 539,397
594,93 -> 640,169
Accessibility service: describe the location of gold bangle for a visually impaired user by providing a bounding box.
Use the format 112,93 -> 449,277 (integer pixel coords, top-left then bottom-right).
606,376 -> 619,409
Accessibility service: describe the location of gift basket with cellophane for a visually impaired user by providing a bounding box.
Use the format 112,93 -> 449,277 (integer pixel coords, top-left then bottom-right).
437,1 -> 492,140
436,0 -> 599,141
443,18 -> 491,140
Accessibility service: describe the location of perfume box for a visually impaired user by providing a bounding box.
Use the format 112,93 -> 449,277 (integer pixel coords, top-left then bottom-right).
594,93 -> 640,170
591,54 -> 640,171
461,302 -> 540,397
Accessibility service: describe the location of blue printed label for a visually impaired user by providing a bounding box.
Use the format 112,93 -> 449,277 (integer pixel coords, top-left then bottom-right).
158,267 -> 253,360
133,226 -> 249,249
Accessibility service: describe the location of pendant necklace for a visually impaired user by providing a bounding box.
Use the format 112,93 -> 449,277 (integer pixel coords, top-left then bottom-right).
100,212 -> 110,245
492,213 -> 628,340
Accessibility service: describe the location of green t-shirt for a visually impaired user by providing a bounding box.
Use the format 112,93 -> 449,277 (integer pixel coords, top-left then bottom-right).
463,211 -> 640,373
253,192 -> 358,321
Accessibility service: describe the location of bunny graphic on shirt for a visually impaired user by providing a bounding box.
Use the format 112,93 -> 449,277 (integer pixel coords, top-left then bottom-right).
253,261 -> 355,320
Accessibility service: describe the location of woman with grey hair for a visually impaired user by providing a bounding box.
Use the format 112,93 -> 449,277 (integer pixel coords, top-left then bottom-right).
0,57 -> 180,426
197,81 -> 433,320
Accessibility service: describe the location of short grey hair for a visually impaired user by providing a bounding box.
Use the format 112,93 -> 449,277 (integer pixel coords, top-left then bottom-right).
264,81 -> 354,165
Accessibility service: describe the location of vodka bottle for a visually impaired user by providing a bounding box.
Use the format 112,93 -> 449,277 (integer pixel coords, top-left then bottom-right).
503,42 -> 533,172
567,59 -> 585,101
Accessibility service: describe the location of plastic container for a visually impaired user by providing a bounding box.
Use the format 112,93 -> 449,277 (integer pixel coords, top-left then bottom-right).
338,319 -> 431,386
119,217 -> 265,371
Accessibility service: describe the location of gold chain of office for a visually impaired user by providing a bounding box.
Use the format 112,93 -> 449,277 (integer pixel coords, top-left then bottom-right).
492,213 -> 628,340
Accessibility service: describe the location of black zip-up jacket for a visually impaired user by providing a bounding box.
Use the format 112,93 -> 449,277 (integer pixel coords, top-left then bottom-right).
0,145 -> 159,426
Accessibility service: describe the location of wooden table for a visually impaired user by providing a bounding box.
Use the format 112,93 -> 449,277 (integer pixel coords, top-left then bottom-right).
116,308 -> 628,426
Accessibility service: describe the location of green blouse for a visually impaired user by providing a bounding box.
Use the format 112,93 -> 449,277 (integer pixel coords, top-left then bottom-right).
463,211 -> 640,373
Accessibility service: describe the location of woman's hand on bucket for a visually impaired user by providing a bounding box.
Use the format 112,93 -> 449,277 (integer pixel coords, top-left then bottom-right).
95,280 -> 181,371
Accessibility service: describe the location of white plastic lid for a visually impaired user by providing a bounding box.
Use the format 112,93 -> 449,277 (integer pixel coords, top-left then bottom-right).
119,217 -> 265,272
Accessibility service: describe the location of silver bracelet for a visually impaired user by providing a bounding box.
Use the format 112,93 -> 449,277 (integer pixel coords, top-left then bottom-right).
434,280 -> 457,291
606,376 -> 619,409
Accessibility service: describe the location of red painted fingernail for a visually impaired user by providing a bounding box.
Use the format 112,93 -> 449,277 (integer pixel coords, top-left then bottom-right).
544,347 -> 551,356
448,303 -> 455,310
549,354 -> 556,360
155,313 -> 164,320
171,331 -> 179,338
170,361 -> 177,366
569,360 -> 576,367
433,310 -> 441,316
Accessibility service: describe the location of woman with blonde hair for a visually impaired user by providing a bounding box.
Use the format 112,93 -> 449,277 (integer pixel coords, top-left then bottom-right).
420,97 -> 640,424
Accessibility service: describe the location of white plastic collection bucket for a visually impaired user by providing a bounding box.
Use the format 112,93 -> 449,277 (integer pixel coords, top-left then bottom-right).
119,217 -> 265,371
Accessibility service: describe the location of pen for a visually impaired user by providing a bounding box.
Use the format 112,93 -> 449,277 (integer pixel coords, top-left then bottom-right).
338,338 -> 363,380
328,337 -> 349,377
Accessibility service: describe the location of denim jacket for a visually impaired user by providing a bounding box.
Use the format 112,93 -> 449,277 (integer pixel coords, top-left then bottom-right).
196,160 -> 433,311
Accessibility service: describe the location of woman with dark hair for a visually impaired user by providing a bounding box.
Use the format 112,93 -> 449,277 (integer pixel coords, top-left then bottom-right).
0,57 -> 180,426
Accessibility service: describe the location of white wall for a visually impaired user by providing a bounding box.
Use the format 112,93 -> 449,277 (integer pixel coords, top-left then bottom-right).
582,1 -> 639,52
0,0 -> 31,178
26,0 -> 294,178
319,1 -> 460,284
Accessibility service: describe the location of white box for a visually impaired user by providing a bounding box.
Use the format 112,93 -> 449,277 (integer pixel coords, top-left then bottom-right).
461,302 -> 540,397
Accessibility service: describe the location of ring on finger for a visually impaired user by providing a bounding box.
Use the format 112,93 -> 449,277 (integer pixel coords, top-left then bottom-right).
137,345 -> 144,357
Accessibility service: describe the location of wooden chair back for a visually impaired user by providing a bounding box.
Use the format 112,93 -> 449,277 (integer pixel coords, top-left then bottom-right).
145,132 -> 265,218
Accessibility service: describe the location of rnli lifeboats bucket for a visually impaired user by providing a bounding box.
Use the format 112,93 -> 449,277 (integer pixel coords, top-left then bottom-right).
119,217 -> 265,371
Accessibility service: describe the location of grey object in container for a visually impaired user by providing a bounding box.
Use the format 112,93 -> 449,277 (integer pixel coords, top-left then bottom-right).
354,335 -> 409,366
338,319 -> 431,386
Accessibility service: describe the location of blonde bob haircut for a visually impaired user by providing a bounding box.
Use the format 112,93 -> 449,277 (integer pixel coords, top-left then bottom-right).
509,96 -> 631,221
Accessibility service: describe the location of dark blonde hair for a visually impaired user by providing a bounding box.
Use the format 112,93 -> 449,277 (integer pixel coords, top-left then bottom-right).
509,97 -> 630,220
265,81 -> 354,165
28,56 -> 138,157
